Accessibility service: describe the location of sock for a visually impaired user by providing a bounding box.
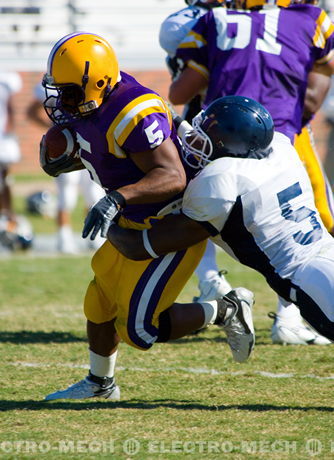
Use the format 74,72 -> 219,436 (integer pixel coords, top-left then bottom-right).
200,300 -> 218,327
89,349 -> 118,378
276,297 -> 301,320
195,240 -> 219,282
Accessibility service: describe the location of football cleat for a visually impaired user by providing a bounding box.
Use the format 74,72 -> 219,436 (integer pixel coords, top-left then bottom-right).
193,270 -> 232,302
45,373 -> 120,401
269,312 -> 332,345
216,287 -> 255,363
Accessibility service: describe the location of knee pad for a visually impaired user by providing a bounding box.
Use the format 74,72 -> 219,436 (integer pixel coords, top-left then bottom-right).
156,310 -> 171,343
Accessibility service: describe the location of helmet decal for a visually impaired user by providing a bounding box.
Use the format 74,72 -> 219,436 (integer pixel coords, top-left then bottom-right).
47,32 -> 84,75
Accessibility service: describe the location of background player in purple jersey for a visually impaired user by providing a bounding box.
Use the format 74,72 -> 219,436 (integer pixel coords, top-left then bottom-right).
40,32 -> 254,401
168,0 -> 334,345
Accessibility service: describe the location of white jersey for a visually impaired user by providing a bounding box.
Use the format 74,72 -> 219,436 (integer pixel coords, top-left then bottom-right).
182,132 -> 334,286
0,72 -> 22,137
159,6 -> 209,57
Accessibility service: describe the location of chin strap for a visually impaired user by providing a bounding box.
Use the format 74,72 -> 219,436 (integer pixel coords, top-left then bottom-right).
82,61 -> 90,90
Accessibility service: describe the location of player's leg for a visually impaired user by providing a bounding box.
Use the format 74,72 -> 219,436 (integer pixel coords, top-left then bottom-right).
269,124 -> 334,344
270,296 -> 331,345
55,172 -> 80,253
114,242 -> 254,363
161,288 -> 255,363
0,167 -> 12,217
294,124 -> 334,234
45,237 -> 255,401
0,136 -> 21,222
45,242 -> 122,401
324,120 -> 334,189
193,239 -> 232,302
291,249 -> 334,342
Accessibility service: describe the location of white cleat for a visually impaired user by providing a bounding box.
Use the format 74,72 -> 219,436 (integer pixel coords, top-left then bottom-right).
217,287 -> 255,363
269,312 -> 332,345
194,271 -> 232,302
45,374 -> 121,401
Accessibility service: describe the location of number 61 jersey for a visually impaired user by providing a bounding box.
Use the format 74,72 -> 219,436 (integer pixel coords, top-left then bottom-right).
175,4 -> 334,142
182,132 -> 333,297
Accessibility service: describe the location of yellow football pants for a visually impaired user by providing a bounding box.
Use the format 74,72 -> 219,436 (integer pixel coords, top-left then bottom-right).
84,216 -> 206,350
294,124 -> 334,234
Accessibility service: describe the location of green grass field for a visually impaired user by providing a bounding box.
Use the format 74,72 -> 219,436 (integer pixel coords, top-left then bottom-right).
0,242 -> 333,459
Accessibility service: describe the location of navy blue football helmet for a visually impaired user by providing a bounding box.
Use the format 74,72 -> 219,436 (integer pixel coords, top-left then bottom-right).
182,95 -> 274,168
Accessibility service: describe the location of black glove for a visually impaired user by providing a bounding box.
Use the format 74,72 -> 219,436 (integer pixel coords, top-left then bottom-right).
82,191 -> 126,240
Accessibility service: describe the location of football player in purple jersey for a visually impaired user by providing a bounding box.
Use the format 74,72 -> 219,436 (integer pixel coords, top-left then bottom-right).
168,0 -> 334,345
41,32 -> 255,401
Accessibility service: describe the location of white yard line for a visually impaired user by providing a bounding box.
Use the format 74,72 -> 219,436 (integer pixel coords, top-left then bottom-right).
9,361 -> 334,380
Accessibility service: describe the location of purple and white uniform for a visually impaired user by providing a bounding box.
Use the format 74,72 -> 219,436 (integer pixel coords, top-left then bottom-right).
71,71 -> 192,224
176,4 -> 334,141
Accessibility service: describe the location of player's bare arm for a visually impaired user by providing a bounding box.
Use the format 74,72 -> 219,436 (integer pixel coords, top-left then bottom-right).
303,54 -> 334,119
83,137 -> 188,240
116,137 -> 187,204
304,70 -> 331,119
107,213 -> 210,260
169,67 -> 207,106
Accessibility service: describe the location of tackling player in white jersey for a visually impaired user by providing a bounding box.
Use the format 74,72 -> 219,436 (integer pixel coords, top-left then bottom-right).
108,96 -> 334,344
162,0 -> 333,345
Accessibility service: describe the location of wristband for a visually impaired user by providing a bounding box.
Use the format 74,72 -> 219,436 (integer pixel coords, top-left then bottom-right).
108,190 -> 126,209
142,228 -> 159,258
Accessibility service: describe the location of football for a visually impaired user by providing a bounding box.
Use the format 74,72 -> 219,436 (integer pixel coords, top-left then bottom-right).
44,124 -> 80,160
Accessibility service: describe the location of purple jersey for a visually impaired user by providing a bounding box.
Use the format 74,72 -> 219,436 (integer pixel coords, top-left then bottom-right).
71,72 -> 192,223
176,5 -> 334,141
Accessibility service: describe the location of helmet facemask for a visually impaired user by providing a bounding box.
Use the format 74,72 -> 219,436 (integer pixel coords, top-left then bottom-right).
43,78 -> 87,125
182,111 -> 213,169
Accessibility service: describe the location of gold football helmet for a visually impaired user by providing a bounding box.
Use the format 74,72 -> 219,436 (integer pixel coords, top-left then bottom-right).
227,0 -> 291,8
246,0 -> 291,7
43,32 -> 119,124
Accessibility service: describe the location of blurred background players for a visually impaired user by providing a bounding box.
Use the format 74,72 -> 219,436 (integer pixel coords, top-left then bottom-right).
27,83 -> 105,253
0,72 -> 33,252
0,72 -> 22,222
159,0 -> 233,302
167,0 -> 334,344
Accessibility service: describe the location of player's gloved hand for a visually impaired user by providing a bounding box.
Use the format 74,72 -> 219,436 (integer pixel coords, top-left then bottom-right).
82,191 -> 126,240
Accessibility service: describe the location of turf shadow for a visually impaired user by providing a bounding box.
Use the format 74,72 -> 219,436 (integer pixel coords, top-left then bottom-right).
0,330 -> 86,344
0,400 -> 333,412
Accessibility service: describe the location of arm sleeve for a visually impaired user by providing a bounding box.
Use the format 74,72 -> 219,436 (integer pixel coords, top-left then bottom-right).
175,12 -> 211,77
107,93 -> 173,154
182,166 -> 236,233
313,9 -> 334,63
